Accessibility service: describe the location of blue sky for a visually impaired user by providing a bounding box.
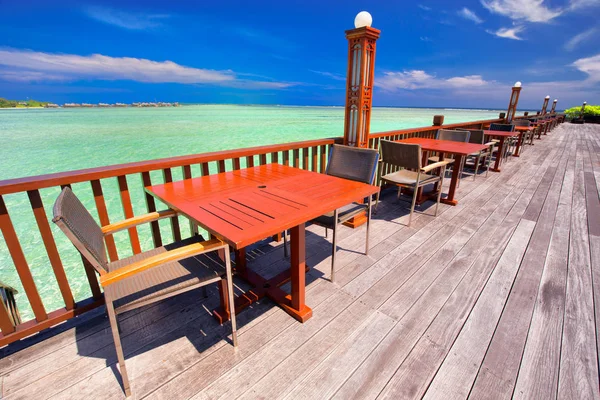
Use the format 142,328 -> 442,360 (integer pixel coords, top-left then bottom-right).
0,0 -> 599,109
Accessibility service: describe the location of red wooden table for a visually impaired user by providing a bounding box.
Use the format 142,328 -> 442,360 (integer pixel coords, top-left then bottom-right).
398,138 -> 488,206
512,126 -> 534,156
482,130 -> 520,172
146,164 -> 379,323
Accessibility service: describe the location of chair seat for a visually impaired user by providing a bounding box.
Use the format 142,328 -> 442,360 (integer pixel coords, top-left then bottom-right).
106,236 -> 225,311
428,156 -> 454,164
381,169 -> 440,187
310,202 -> 367,228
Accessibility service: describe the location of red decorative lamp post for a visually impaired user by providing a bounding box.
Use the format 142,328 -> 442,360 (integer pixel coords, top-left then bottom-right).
505,81 -> 522,123
343,11 -> 380,148
541,95 -> 550,115
550,99 -> 558,114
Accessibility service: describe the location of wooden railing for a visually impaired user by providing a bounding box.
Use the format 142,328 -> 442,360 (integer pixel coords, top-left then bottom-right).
0,114 -> 507,348
0,138 -> 338,347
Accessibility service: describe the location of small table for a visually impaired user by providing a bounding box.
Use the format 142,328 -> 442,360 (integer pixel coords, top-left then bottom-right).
398,138 -> 488,206
482,130 -> 519,172
512,126 -> 534,155
146,164 -> 379,323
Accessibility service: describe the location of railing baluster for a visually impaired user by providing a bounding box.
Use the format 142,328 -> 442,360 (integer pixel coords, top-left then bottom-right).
200,163 -> 210,176
293,149 -> 300,168
182,165 -> 192,179
217,160 -> 226,173
117,175 -> 142,254
90,180 -> 119,261
246,155 -> 255,168
283,150 -> 290,166
81,255 -> 102,300
271,151 -> 279,164
0,196 -> 47,322
302,148 -> 309,170
141,172 -> 163,248
320,145 -> 327,173
162,168 -> 182,242
233,158 -> 241,170
27,190 -> 76,310
311,146 -> 318,172
259,154 -> 267,165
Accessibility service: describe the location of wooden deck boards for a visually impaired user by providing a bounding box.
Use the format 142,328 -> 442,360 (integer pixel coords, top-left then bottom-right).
1,123 -> 600,400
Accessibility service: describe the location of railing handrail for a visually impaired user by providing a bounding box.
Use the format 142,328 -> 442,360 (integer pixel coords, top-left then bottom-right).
0,137 -> 339,195
368,117 -> 504,140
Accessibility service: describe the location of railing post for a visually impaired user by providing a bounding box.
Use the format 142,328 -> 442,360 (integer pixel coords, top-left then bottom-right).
505,81 -> 521,123
432,115 -> 444,127
541,95 -> 550,115
343,11 -> 380,228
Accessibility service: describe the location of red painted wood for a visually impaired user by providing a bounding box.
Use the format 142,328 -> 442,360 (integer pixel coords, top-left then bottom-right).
399,138 -> 488,206
148,164 -> 377,322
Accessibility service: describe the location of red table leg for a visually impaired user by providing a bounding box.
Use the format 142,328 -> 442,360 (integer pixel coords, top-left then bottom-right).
213,224 -> 312,324
490,137 -> 505,172
513,133 -> 523,157
441,154 -> 462,205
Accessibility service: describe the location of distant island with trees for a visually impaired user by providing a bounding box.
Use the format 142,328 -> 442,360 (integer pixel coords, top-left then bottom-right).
0,97 -> 49,108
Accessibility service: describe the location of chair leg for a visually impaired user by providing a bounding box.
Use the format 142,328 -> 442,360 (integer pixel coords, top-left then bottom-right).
283,230 -> 288,258
201,286 -> 208,298
473,155 -> 481,181
325,227 -> 328,239
409,185 -> 418,227
486,152 -> 491,177
374,186 -> 381,214
223,248 -> 238,347
105,298 -> 131,397
330,210 -> 338,283
365,196 -> 372,256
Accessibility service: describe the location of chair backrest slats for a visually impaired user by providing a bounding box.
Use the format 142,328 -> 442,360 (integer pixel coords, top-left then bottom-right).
437,129 -> 470,142
514,119 -> 531,127
380,140 -> 421,170
489,123 -> 515,132
326,144 -> 380,185
53,187 -> 108,274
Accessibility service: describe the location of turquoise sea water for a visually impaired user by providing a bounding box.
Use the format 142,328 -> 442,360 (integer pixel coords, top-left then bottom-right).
0,105 -> 502,320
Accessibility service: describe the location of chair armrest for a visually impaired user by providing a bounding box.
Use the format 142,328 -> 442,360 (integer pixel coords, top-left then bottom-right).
100,238 -> 225,286
102,209 -> 178,235
484,141 -> 496,147
421,160 -> 450,173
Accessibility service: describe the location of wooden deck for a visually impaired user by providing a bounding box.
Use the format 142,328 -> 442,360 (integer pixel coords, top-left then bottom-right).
1,122 -> 599,399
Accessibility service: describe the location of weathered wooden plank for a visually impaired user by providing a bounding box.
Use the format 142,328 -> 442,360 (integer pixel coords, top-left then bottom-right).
283,311 -> 395,400
469,137 -> 572,400
424,219 -> 536,400
557,149 -> 600,399
512,152 -> 575,399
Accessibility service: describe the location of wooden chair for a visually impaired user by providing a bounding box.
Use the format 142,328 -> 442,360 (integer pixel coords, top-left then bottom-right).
514,119 -> 533,149
52,187 -> 237,397
309,144 -> 379,283
457,129 -> 495,180
489,123 -> 516,161
431,129 -> 470,187
378,140 -> 450,226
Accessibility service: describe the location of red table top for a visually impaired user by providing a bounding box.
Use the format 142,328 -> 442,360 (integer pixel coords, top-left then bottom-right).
514,126 -> 534,132
145,164 -> 379,249
399,137 -> 488,156
482,130 -> 519,138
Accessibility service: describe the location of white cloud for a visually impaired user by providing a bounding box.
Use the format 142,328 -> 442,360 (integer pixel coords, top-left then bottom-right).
84,6 -> 169,30
309,70 -> 346,81
418,4 -> 432,11
564,28 -> 597,51
487,26 -> 525,40
458,7 -> 484,23
572,53 -> 600,82
481,0 -> 562,23
569,0 -> 600,10
375,70 -> 494,91
420,36 -> 433,42
0,49 -> 293,89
